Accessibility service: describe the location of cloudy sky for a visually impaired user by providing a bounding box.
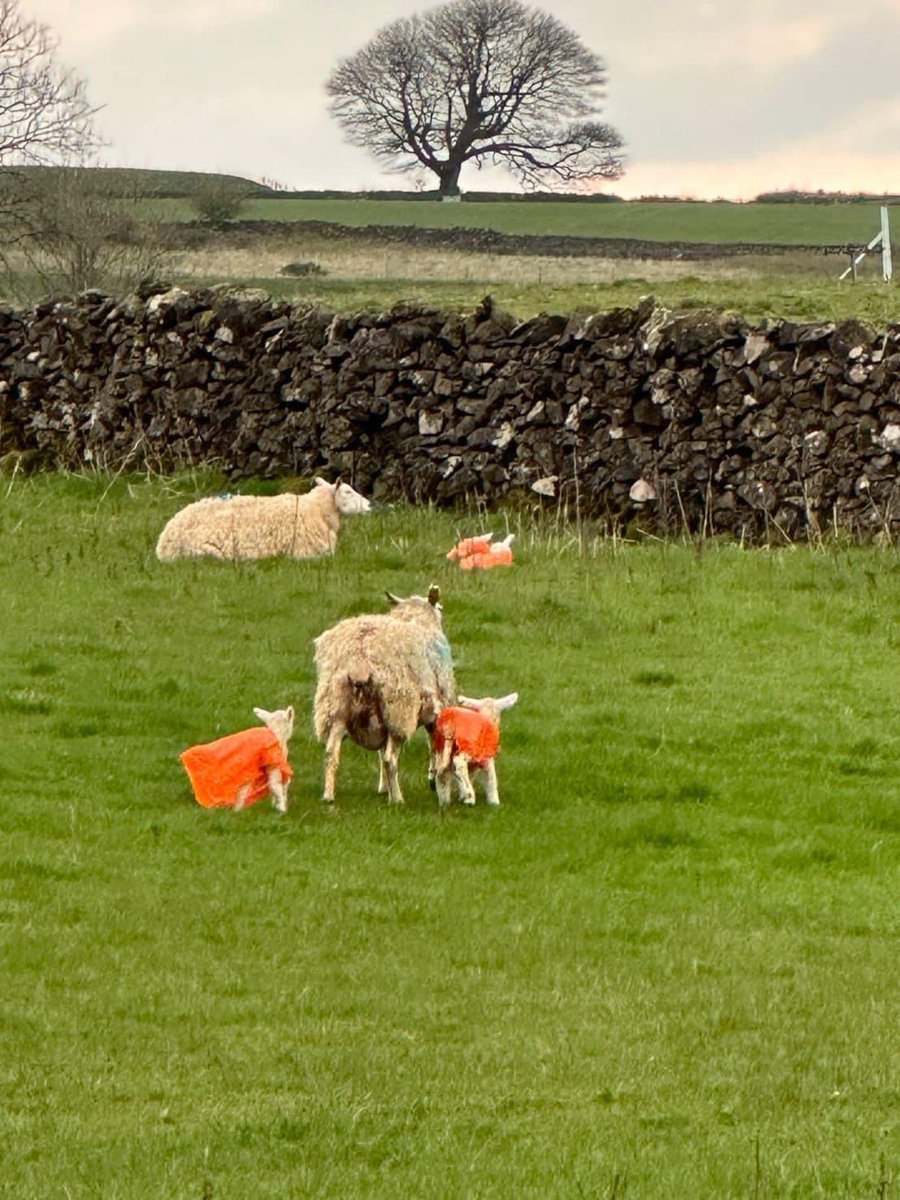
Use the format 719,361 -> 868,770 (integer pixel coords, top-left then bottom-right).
21,0 -> 900,199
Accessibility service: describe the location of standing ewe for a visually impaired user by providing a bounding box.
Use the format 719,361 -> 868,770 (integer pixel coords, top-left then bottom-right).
432,693 -> 518,807
313,585 -> 456,804
155,477 -> 371,562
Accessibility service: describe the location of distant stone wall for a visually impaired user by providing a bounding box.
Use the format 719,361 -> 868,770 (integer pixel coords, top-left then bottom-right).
0,287 -> 897,540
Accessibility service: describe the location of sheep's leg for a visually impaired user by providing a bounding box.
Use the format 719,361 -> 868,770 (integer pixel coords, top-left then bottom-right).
267,767 -> 288,813
483,761 -> 500,808
377,751 -> 388,795
234,783 -> 251,812
381,735 -> 404,805
452,754 -> 476,806
425,722 -> 438,789
434,739 -> 454,806
322,726 -> 345,803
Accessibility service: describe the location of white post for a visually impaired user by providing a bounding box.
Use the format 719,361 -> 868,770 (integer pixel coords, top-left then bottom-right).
838,227 -> 884,281
881,206 -> 893,282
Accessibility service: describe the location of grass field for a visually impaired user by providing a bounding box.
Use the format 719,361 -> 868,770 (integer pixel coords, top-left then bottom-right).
1,473 -> 897,1198
138,197 -> 898,247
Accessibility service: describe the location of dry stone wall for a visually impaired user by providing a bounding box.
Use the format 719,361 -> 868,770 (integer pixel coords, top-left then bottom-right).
1,286 -> 897,540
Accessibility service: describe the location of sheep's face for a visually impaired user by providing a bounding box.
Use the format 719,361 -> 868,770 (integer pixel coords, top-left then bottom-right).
317,477 -> 371,515
458,693 -> 519,724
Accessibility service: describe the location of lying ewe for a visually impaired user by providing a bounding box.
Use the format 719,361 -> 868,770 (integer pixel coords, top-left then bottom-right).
432,693 -> 518,807
155,477 -> 371,562
181,705 -> 295,812
313,585 -> 456,804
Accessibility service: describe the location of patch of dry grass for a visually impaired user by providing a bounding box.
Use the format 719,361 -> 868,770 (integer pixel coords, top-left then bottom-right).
167,237 -> 846,288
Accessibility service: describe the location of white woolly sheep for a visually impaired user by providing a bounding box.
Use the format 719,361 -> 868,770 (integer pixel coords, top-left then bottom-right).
313,585 -> 456,804
432,693 -> 518,807
155,477 -> 371,562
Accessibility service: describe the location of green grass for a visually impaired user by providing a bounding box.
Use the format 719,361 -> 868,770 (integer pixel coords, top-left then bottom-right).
210,273 -> 900,326
1,473 -> 898,1198
142,196 -> 897,246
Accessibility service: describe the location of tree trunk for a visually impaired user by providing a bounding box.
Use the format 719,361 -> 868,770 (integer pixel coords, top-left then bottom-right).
437,161 -> 462,200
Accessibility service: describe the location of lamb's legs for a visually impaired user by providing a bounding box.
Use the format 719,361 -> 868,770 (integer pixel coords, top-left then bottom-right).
267,767 -> 289,813
434,770 -> 454,807
452,754 -> 476,806
323,726 -> 345,803
234,783 -> 251,811
381,735 -> 404,805
482,761 -> 500,807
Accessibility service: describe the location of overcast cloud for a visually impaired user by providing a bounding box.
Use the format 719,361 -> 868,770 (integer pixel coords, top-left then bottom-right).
21,0 -> 900,198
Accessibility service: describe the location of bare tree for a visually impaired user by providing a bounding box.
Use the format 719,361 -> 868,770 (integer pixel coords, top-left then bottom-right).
327,0 -> 624,198
11,167 -> 165,299
0,2 -> 102,299
0,0 -> 97,166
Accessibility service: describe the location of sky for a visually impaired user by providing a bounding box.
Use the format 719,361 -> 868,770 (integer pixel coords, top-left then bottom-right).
20,0 -> 900,200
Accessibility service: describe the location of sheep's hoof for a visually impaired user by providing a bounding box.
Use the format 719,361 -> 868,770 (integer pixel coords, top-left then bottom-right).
428,777 -> 436,792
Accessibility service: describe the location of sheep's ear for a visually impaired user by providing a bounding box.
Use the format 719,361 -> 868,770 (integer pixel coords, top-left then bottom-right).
314,476 -> 333,489
458,695 -> 479,710
427,584 -> 441,606
286,705 -> 295,723
496,692 -> 519,711
253,706 -> 271,723
386,590 -> 403,605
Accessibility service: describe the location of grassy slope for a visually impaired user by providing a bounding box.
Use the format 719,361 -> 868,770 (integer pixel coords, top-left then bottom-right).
1,474 -> 897,1198
142,196 -> 897,246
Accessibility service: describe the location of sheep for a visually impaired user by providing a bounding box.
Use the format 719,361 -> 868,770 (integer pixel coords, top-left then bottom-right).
446,532 -> 515,570
313,585 -> 456,804
181,705 -> 295,812
431,693 -> 518,807
155,477 -> 371,562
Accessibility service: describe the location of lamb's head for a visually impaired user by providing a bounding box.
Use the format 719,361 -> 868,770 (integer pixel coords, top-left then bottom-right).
385,584 -> 444,629
253,705 -> 295,749
315,476 -> 371,515
457,692 -> 518,726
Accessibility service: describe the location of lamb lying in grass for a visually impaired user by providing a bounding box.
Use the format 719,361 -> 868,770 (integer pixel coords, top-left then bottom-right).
181,706 -> 295,812
313,586 -> 456,805
431,693 -> 518,807
155,477 -> 371,562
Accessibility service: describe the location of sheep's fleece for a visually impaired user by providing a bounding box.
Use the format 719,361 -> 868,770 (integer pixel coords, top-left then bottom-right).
155,477 -> 370,562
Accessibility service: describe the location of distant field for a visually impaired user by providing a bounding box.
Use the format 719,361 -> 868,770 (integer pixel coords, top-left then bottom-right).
1,474 -> 898,1198
139,196 -> 896,246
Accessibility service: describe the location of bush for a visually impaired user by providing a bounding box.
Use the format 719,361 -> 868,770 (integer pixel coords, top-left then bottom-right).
189,177 -> 250,224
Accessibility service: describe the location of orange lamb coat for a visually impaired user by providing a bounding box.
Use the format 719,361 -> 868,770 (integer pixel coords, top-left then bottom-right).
181,727 -> 293,809
432,707 -> 500,771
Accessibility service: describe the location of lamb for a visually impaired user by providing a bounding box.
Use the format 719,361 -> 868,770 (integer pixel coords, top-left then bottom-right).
431,693 -> 518,807
155,477 -> 371,562
313,585 -> 456,805
446,531 -> 515,570
180,705 -> 295,812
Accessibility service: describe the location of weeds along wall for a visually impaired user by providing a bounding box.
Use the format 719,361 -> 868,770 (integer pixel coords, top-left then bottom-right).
0,287 -> 897,540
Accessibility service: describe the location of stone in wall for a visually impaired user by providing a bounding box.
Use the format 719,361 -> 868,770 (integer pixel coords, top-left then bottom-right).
0,286 -> 897,541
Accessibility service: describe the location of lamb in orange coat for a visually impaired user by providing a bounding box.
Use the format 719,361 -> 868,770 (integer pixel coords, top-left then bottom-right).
446,532 -> 515,571
181,706 -> 295,812
431,693 -> 518,807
